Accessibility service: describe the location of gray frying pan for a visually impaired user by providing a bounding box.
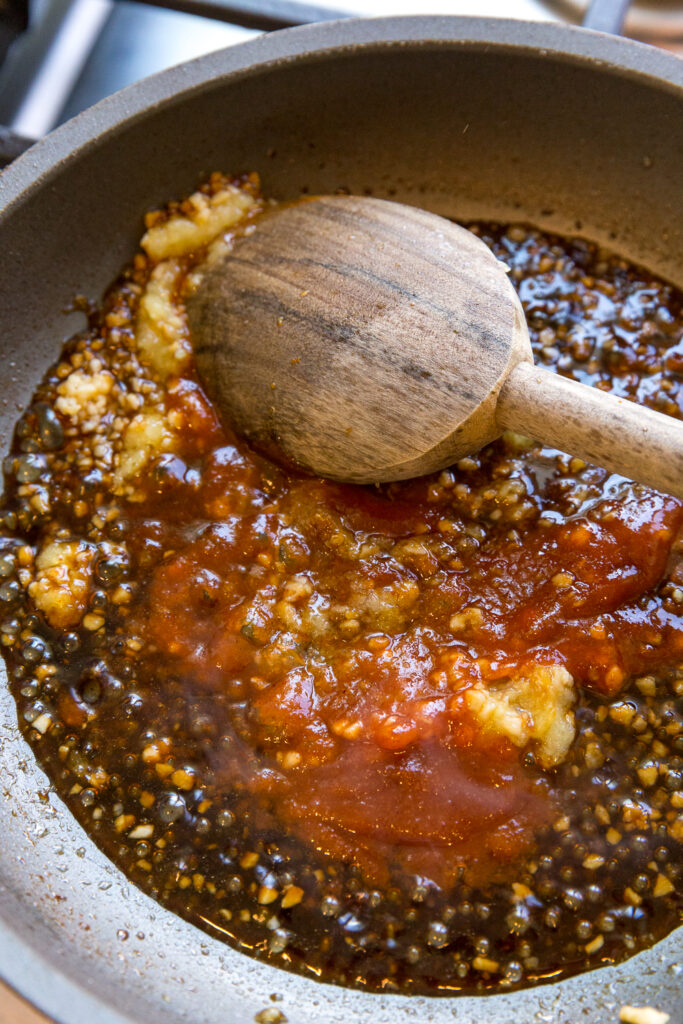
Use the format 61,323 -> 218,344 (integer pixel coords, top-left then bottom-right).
0,12 -> 681,1024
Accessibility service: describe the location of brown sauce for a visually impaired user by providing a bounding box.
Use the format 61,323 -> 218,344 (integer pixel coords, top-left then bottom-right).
0,177 -> 681,994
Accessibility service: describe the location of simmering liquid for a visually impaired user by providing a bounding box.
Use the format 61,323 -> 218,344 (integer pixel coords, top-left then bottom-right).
0,175 -> 681,993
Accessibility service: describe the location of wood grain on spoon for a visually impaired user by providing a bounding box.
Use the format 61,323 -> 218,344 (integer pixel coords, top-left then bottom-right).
188,196 -> 683,497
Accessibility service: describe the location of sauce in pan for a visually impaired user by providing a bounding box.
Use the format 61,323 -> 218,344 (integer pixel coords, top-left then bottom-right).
0,174 -> 681,993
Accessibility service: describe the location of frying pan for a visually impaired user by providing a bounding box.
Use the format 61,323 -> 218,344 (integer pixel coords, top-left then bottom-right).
0,13 -> 682,1024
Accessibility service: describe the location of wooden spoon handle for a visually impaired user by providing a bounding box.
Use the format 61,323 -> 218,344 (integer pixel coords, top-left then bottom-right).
497,361 -> 683,499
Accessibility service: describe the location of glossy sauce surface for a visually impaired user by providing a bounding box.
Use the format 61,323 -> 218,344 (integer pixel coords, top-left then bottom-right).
1,185 -> 682,993
127,386 -> 683,888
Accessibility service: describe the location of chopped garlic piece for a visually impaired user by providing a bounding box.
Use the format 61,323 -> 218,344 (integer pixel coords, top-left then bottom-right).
115,410 -> 176,484
652,873 -> 675,898
620,1007 -> 670,1024
29,540 -> 94,628
32,712 -> 52,734
464,663 -> 576,767
136,260 -> 192,378
128,823 -> 154,840
141,186 -> 255,261
55,368 -> 114,433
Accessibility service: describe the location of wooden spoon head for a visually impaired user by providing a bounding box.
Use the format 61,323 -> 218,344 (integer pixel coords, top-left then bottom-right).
187,196 -> 531,483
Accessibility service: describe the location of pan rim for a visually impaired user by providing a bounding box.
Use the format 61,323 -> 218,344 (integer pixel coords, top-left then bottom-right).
0,14 -> 682,217
0,14 -> 682,1024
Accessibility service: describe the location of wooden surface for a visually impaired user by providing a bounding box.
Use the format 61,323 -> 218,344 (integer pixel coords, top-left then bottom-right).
190,194 -> 683,496
498,362 -> 683,499
189,195 -> 531,483
0,980 -> 51,1024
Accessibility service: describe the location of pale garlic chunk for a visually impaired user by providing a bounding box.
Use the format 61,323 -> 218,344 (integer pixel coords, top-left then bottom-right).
114,410 -> 176,485
141,186 -> 256,261
184,235 -> 234,293
136,260 -> 192,378
29,540 -> 94,628
619,1007 -> 670,1024
55,367 -> 114,433
464,663 -> 576,768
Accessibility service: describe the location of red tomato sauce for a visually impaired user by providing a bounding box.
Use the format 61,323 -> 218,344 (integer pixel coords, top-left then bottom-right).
128,364 -> 683,885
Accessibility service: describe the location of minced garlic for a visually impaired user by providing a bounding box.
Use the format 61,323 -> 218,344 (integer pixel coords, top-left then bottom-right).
114,410 -> 176,485
29,539 -> 95,628
141,186 -> 256,261
464,663 -> 576,767
55,367 -> 114,433
136,260 -> 192,378
619,1006 -> 670,1024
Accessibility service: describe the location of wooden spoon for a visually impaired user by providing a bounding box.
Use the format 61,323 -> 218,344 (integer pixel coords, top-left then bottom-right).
188,195 -> 683,496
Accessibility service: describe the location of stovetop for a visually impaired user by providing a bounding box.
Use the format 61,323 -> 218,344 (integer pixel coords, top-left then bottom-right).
0,0 -> 680,157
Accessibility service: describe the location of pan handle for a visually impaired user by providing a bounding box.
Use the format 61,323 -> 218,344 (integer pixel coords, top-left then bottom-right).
582,0 -> 631,35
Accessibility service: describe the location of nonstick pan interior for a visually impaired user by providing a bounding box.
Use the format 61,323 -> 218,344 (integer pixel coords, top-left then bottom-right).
0,17 -> 681,1024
